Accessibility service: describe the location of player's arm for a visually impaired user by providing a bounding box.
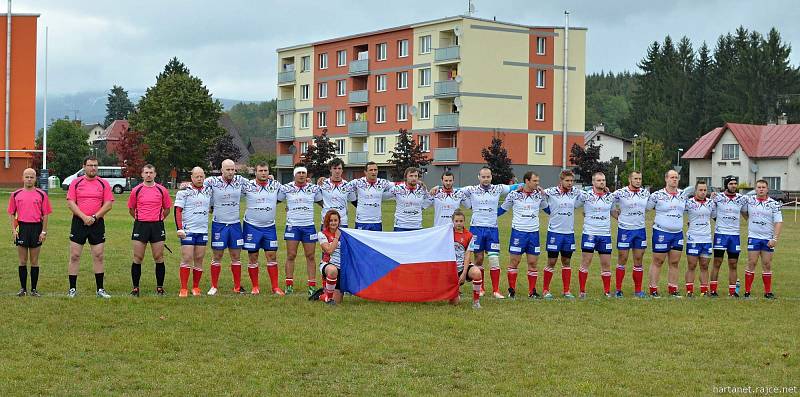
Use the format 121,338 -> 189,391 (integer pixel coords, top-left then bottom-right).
498,194 -> 512,217
769,222 -> 782,248
319,233 -> 338,254
66,199 -> 92,224
96,200 -> 113,219
161,187 -> 172,218
646,193 -> 657,210
8,212 -> 17,239
39,213 -> 49,243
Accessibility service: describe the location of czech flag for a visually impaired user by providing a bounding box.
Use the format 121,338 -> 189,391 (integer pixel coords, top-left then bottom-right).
339,225 -> 459,302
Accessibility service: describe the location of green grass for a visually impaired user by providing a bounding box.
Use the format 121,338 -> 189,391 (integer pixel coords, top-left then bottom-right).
0,190 -> 798,395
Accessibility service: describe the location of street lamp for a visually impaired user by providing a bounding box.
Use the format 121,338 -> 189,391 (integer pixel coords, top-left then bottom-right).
677,148 -> 684,168
632,134 -> 639,170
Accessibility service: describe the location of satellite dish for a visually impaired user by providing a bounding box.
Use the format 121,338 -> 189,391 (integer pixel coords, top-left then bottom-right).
454,75 -> 463,84
288,145 -> 296,154
453,97 -> 462,107
750,163 -> 759,173
410,105 -> 417,115
454,26 -> 462,37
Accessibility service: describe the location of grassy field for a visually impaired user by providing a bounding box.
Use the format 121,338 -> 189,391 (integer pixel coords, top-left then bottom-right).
0,189 -> 797,395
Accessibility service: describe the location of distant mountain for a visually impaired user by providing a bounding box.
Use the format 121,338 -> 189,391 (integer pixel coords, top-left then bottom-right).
35,90 -> 257,131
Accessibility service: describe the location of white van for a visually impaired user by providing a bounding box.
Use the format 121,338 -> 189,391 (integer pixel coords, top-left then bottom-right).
61,166 -> 129,194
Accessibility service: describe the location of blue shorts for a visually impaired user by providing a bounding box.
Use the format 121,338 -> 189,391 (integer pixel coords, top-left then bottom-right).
355,222 -> 382,231
284,225 -> 318,243
686,242 -> 712,257
713,233 -> 741,253
211,222 -> 243,250
546,231 -> 576,253
393,227 -> 420,232
469,226 -> 500,253
180,232 -> 208,246
652,229 -> 684,253
617,228 -> 647,250
581,234 -> 613,254
243,222 -> 279,252
509,229 -> 540,256
747,238 -> 774,252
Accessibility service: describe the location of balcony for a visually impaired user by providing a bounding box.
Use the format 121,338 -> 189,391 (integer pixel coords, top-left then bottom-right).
348,90 -> 369,104
434,147 -> 458,162
434,80 -> 460,97
434,46 -> 460,63
349,59 -> 369,76
278,70 -> 295,85
277,154 -> 294,167
277,126 -> 294,141
277,98 -> 295,112
348,121 -> 368,137
434,113 -> 459,129
348,151 -> 368,165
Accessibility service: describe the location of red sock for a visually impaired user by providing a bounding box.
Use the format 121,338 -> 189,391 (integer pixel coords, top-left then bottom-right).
744,270 -> 755,294
490,268 -> 501,294
700,284 -> 708,294
324,276 -> 337,302
578,269 -> 588,293
507,268 -> 518,291
762,272 -> 772,293
632,266 -> 643,293
601,271 -> 611,294
210,262 -> 221,288
179,264 -> 190,290
481,268 -> 485,292
561,267 -> 572,293
686,283 -> 694,294
308,280 -> 317,288
615,265 -> 626,292
192,267 -> 203,289
542,267 -> 554,292
285,278 -> 294,288
231,262 -> 242,291
472,279 -> 482,303
649,286 -> 658,295
710,281 -> 718,293
668,284 -> 678,295
728,284 -> 736,296
266,262 -> 279,290
527,270 -> 538,294
247,264 -> 259,290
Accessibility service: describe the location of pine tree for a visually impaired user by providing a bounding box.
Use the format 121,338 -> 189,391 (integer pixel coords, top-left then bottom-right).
480,136 -> 514,185
158,57 -> 190,81
388,128 -> 429,181
301,130 -> 337,179
692,42 -> 715,135
104,85 -> 135,127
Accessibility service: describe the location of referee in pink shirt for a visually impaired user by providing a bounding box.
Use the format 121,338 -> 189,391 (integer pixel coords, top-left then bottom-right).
127,164 -> 172,296
7,168 -> 52,297
66,156 -> 115,298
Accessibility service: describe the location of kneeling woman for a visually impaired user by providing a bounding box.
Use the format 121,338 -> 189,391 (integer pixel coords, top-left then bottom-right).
318,210 -> 343,304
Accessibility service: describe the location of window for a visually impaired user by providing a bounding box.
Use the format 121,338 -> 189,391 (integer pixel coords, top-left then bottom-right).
99,168 -> 123,178
696,176 -> 711,187
397,104 -> 408,121
300,84 -> 310,100
535,135 -> 545,154
375,137 -> 386,154
335,139 -> 345,155
418,101 -> 430,119
318,82 -> 328,99
376,74 -> 387,92
419,68 -> 431,87
764,177 -> 781,190
301,56 -> 311,72
721,144 -> 740,160
319,53 -> 328,69
536,70 -> 546,88
336,110 -> 346,126
317,111 -> 327,128
376,43 -> 387,61
537,37 -> 546,55
299,141 -> 308,155
336,80 -> 346,96
418,135 -> 430,152
375,106 -> 386,123
279,113 -> 292,127
419,35 -> 432,54
536,103 -> 545,121
397,71 -> 408,89
398,39 -> 408,57
300,112 -> 309,129
337,50 -> 347,67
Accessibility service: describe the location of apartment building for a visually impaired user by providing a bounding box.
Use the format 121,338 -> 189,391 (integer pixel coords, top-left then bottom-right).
275,15 -> 586,186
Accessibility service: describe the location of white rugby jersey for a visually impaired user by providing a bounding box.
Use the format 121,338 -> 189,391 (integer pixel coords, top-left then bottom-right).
500,190 -> 547,232
612,186 -> 650,230
712,193 -> 748,235
685,197 -> 715,243
242,179 -> 283,228
282,182 -> 322,227
580,190 -> 614,236
348,177 -> 392,224
543,186 -> 583,234
320,178 -> 355,226
432,188 -> 468,227
460,184 -> 512,228
646,188 -> 687,233
745,196 -> 783,240
174,185 -> 212,234
204,175 -> 247,224
387,183 -> 432,229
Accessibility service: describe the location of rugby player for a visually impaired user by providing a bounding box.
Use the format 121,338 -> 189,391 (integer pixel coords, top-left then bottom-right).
242,162 -> 285,295
430,171 -> 468,227
610,171 -> 650,297
743,179 -> 783,299
541,170 -> 582,299
127,165 -> 171,296
387,167 -> 431,231
318,210 -> 343,305
7,168 -> 52,297
318,158 -> 355,229
684,180 -> 715,297
282,166 -> 323,296
710,176 -> 748,297
349,162 -> 392,231
646,170 -> 687,298
577,172 -> 615,298
175,167 -> 212,297
452,210 -> 482,309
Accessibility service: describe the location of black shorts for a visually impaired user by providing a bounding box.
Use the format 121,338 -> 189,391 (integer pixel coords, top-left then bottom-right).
132,221 -> 166,243
459,264 -> 477,282
70,216 -> 106,246
320,263 -> 341,290
15,221 -> 43,248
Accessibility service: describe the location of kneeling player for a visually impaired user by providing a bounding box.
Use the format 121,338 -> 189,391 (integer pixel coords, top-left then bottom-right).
453,210 -> 482,309
175,167 -> 211,297
8,168 -> 52,297
743,179 -> 783,299
318,210 -> 343,305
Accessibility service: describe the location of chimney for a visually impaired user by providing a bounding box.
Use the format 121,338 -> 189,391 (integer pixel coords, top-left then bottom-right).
778,113 -> 788,125
594,123 -> 605,132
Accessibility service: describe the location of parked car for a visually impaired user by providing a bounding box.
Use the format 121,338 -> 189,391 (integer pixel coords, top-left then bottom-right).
61,166 -> 129,194
745,189 -> 789,203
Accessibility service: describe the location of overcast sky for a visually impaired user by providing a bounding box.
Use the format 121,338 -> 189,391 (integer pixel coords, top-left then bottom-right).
11,0 -> 800,101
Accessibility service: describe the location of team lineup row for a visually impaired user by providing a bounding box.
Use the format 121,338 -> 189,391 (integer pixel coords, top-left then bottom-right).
8,156 -> 783,307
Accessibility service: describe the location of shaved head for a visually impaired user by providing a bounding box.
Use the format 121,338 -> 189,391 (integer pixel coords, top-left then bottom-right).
191,166 -> 204,176
22,168 -> 36,188
221,159 -> 235,168
23,168 -> 36,177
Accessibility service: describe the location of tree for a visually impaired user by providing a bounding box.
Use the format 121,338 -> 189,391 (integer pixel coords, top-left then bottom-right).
158,57 -> 190,80
103,85 -> 135,127
227,100 -> 277,147
569,141 -> 603,184
301,130 -> 337,179
207,133 -> 243,170
481,136 -> 514,185
248,152 -> 276,170
116,127 -> 147,178
130,58 -> 224,177
94,147 -> 119,167
623,137 -> 670,189
388,128 -> 429,181
31,119 -> 91,179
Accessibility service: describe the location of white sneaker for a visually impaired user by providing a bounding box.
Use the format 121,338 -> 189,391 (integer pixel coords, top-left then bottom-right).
472,301 -> 482,309
492,292 -> 505,299
67,288 -> 77,298
96,289 -> 111,299
207,287 -> 218,296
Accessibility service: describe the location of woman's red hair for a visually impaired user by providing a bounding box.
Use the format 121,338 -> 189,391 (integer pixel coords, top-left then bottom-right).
323,210 -> 341,232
